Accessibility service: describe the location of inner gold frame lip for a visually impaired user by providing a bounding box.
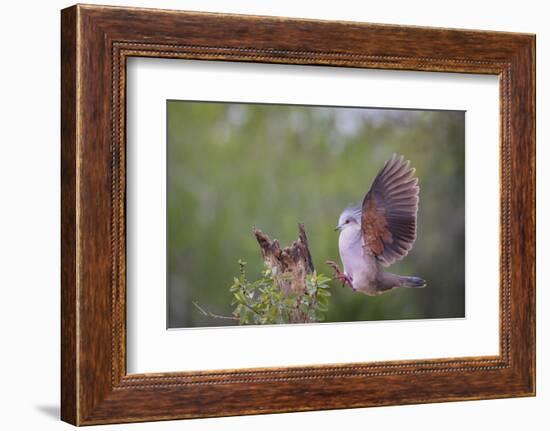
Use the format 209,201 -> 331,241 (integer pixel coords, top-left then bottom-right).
113,42 -> 511,387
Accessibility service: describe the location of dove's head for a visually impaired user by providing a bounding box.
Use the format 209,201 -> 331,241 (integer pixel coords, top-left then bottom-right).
335,204 -> 362,232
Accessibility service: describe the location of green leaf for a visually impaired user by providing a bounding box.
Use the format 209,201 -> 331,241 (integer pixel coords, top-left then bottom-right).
316,302 -> 328,312
233,292 -> 248,304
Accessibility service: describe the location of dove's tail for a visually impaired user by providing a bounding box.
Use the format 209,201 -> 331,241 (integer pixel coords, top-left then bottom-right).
398,275 -> 427,289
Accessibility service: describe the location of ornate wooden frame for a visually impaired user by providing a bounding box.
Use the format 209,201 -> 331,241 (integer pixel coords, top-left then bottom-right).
61,4 -> 535,425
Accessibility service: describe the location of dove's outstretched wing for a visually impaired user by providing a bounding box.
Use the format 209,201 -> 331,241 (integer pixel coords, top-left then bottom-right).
361,154 -> 419,267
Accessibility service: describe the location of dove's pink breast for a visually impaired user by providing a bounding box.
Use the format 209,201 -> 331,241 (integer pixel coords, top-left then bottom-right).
338,226 -> 379,294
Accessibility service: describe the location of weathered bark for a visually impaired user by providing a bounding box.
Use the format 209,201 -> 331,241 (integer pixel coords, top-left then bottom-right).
253,223 -> 314,296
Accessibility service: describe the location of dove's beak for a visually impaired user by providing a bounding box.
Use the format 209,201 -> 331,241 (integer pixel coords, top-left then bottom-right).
334,224 -> 343,232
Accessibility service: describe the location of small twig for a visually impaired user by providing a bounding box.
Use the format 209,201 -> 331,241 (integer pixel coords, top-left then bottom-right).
240,301 -> 262,316
192,301 -> 238,321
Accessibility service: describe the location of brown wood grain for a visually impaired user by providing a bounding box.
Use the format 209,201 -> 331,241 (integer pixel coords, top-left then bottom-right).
61,4 -> 535,425
60,5 -> 78,425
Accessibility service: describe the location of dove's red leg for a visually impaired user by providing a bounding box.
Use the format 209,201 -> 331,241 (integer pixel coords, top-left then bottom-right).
326,260 -> 354,290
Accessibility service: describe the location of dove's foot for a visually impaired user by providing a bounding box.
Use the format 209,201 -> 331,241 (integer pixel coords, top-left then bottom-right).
326,260 -> 354,289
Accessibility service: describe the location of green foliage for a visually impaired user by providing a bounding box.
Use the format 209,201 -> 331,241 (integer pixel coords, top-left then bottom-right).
229,259 -> 332,325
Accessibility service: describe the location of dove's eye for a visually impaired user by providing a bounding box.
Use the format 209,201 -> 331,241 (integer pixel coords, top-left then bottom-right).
345,220 -> 350,224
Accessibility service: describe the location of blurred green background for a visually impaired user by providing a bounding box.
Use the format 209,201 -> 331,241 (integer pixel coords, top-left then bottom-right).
167,101 -> 465,328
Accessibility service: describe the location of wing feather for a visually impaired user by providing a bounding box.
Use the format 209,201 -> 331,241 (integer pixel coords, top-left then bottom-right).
361,154 -> 420,267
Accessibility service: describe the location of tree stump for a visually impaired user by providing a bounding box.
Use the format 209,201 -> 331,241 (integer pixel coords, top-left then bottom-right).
253,223 -> 314,296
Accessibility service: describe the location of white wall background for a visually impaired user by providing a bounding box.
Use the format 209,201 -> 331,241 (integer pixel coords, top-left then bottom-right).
0,0 -> 546,429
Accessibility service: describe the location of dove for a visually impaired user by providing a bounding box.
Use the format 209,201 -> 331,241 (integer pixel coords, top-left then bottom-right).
326,154 -> 426,296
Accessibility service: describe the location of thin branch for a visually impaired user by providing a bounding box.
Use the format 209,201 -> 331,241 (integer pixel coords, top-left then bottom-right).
240,301 -> 262,316
192,301 -> 238,321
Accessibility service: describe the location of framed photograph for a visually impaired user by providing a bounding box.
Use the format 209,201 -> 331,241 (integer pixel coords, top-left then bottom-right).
61,4 -> 535,425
